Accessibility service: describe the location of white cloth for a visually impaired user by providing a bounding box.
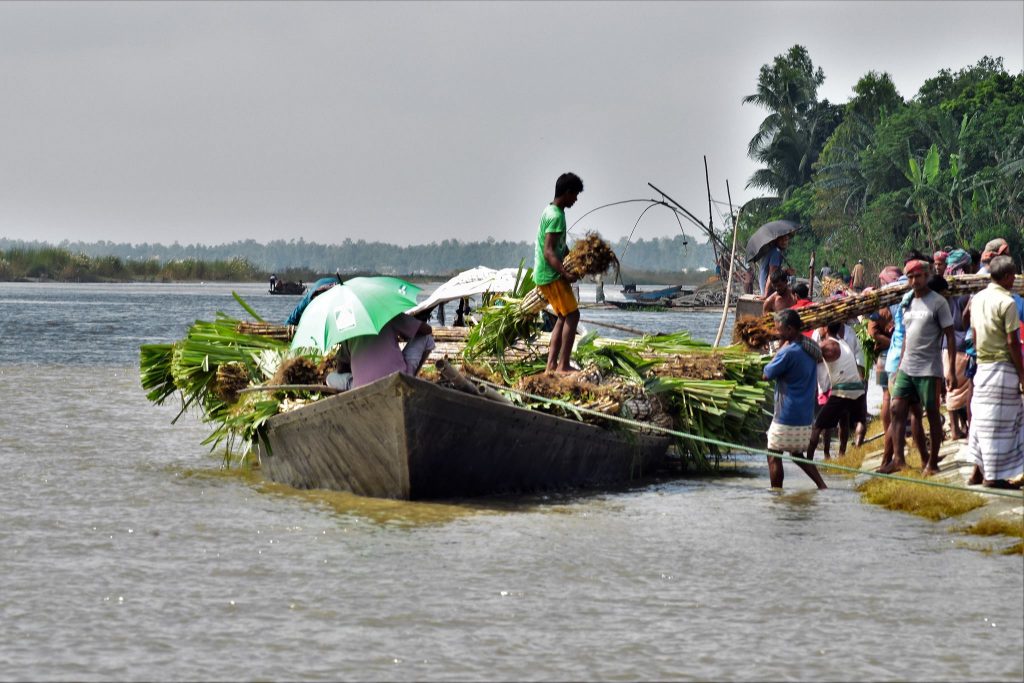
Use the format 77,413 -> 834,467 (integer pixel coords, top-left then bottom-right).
966,362 -> 1024,481
767,421 -> 813,454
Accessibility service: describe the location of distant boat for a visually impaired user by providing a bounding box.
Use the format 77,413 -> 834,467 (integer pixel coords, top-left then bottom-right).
620,284 -> 683,302
269,281 -> 307,295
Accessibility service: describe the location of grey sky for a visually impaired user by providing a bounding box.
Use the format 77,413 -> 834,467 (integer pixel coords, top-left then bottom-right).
1,1 -> 1021,248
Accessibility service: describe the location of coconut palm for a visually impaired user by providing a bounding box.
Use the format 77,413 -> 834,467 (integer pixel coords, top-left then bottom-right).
743,45 -> 840,203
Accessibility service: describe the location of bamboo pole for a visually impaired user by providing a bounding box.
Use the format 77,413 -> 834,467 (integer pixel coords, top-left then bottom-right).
713,181 -> 740,348
808,250 -> 816,297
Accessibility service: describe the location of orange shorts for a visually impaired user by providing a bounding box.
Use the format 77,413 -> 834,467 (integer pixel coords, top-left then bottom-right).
538,278 -> 579,317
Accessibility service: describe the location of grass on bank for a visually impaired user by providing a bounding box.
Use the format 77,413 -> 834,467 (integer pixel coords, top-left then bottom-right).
955,516 -> 1024,556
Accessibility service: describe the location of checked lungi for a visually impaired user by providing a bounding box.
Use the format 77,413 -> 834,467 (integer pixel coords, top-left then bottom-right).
767,421 -> 813,454
966,362 -> 1024,481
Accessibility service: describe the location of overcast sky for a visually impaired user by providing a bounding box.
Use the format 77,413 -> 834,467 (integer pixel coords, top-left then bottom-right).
1,1 -> 1021,248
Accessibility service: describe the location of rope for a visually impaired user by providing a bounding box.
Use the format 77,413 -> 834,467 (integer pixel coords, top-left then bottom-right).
471,378 -> 1024,500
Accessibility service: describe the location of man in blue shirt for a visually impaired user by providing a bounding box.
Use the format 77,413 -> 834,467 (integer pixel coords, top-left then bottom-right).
758,233 -> 790,296
762,309 -> 828,489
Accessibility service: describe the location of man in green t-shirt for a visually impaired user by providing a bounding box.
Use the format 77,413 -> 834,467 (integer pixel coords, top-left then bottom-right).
534,172 -> 583,372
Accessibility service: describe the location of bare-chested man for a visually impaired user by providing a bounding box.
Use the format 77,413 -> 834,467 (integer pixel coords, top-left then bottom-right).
762,269 -> 798,315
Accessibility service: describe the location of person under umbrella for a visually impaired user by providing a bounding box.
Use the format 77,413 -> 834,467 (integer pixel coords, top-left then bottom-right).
291,276 -> 433,390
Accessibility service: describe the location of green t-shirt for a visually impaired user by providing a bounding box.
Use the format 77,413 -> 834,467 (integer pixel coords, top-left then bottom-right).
533,204 -> 567,286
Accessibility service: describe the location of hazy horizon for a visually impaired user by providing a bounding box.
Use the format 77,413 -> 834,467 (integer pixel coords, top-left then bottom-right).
2,1 -> 1021,248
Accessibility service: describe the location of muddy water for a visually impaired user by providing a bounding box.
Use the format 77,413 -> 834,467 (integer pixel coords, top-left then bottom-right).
1,282 -> 1021,681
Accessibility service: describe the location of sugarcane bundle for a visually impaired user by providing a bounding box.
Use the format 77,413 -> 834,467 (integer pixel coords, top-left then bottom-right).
655,353 -> 729,381
235,321 -> 295,341
820,276 -> 849,298
732,272 -> 1024,350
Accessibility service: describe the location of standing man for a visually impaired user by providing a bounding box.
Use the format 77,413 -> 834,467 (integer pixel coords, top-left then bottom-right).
850,259 -> 866,291
882,259 -> 957,475
758,233 -> 790,296
965,255 -> 1024,488
534,172 -> 583,373
762,309 -> 828,489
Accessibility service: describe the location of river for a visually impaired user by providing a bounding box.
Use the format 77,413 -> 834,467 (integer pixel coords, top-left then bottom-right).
1,281 -> 1021,681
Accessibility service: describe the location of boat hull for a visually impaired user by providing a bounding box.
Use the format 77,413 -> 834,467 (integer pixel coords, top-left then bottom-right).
258,373 -> 670,500
621,284 -> 683,301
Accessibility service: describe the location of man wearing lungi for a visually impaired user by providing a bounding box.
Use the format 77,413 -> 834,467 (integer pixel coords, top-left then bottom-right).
762,309 -> 828,490
965,255 -> 1024,489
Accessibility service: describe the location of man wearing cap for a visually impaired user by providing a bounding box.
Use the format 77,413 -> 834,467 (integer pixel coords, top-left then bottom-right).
882,259 -> 957,475
964,255 -> 1024,488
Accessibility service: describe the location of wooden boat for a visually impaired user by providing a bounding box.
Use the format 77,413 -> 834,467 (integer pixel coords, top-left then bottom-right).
620,283 -> 684,302
258,372 -> 670,500
269,281 -> 307,295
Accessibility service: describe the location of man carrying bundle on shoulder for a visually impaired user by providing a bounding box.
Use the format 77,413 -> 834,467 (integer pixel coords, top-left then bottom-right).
534,172 -> 583,373
881,259 -> 956,475
964,255 -> 1024,489
762,309 -> 828,490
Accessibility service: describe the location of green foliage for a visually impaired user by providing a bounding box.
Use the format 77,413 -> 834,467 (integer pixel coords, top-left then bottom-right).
0,246 -> 264,282
739,48 -> 1024,272
139,303 -> 299,463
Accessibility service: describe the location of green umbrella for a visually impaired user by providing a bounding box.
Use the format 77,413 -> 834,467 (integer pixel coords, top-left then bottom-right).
290,276 -> 422,353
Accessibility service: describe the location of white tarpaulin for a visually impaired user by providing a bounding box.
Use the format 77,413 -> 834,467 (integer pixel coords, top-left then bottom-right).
407,266 -> 523,316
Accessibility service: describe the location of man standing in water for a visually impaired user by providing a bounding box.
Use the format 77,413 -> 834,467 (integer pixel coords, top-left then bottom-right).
534,172 -> 583,373
882,259 -> 956,475
762,309 -> 828,489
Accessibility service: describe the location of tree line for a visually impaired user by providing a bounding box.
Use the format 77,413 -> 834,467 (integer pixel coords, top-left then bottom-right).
735,47 -> 1023,276
0,234 -> 714,281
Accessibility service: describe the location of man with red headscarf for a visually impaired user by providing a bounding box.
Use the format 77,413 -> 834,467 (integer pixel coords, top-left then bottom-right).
882,259 -> 957,475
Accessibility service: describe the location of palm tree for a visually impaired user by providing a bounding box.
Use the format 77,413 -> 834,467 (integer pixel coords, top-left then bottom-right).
743,45 -> 830,201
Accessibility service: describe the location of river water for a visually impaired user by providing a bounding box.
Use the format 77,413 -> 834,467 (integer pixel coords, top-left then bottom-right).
1,281 -> 1021,682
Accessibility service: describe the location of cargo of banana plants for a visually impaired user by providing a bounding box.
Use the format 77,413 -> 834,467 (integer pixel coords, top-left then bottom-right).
577,332 -> 772,465
139,299 -> 332,464
734,273 -> 1024,350
464,330 -> 771,469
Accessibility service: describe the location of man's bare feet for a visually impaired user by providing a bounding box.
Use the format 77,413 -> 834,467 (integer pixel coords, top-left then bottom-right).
877,460 -> 906,474
922,466 -> 940,476
967,465 -> 983,485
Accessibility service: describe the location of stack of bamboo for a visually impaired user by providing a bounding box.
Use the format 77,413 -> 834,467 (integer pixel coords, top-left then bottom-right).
735,273 -> 1024,349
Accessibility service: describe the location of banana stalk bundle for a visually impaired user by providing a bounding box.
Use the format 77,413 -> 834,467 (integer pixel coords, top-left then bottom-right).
734,273 -> 1024,350
140,313 -> 303,460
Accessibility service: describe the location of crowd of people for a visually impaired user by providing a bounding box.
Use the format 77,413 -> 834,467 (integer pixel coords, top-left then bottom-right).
756,233 -> 1024,490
